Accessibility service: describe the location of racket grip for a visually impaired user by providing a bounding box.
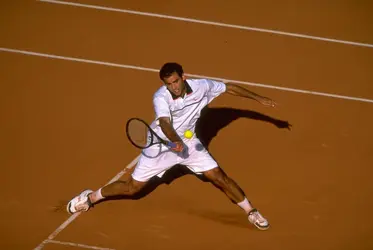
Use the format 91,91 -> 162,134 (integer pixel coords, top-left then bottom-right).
168,141 -> 177,148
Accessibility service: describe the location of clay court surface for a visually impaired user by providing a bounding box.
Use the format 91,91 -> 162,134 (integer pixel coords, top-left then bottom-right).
1,1 -> 373,249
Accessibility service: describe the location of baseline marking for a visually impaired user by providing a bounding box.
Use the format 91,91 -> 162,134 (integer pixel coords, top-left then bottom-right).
46,239 -> 116,250
37,0 -> 373,48
33,155 -> 141,249
1,47 -> 373,104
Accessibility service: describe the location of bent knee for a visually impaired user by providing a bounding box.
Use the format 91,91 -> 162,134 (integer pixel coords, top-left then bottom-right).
127,178 -> 147,195
203,167 -> 227,184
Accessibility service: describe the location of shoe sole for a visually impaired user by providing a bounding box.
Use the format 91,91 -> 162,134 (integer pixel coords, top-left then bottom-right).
66,201 -> 73,214
254,222 -> 270,231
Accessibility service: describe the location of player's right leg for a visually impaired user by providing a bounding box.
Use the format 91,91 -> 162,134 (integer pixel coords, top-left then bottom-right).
67,147 -> 179,214
67,177 -> 147,214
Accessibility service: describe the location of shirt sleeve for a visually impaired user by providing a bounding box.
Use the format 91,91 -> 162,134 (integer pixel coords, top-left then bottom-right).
205,79 -> 227,103
153,95 -> 170,120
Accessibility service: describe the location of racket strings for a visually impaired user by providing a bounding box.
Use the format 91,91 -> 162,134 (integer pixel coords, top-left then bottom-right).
127,119 -> 152,148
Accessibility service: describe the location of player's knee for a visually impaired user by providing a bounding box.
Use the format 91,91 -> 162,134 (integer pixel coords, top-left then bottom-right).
203,167 -> 227,186
132,178 -> 148,194
119,178 -> 146,195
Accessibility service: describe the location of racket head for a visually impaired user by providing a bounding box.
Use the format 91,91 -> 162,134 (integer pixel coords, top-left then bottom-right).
125,118 -> 154,149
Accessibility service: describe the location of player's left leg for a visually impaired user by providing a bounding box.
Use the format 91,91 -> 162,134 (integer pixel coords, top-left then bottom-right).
203,167 -> 269,230
182,138 -> 269,230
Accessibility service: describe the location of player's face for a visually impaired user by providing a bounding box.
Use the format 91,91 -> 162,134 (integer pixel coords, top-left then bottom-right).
163,72 -> 186,97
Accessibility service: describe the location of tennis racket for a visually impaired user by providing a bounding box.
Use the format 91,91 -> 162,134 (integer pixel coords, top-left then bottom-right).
125,117 -> 177,149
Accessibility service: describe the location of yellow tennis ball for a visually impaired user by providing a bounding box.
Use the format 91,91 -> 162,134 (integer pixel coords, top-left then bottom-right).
184,130 -> 193,139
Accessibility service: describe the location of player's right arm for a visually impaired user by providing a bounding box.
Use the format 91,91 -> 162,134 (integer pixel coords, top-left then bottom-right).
153,94 -> 184,152
158,117 -> 184,152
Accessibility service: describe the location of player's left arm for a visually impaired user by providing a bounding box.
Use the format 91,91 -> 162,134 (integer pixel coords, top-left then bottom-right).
224,82 -> 277,107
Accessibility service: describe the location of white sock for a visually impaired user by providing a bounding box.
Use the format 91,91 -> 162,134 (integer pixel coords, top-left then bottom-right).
96,188 -> 105,200
237,197 -> 253,214
90,188 -> 105,203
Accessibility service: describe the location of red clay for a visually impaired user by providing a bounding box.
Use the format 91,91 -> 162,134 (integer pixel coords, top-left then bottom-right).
1,1 -> 373,250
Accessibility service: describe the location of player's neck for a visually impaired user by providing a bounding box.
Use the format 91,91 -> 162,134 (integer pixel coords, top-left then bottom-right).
180,85 -> 187,97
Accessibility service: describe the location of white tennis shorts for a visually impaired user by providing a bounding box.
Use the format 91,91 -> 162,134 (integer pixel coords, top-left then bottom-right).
132,138 -> 218,182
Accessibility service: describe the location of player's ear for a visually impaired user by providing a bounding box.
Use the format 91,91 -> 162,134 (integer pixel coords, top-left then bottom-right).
181,73 -> 187,81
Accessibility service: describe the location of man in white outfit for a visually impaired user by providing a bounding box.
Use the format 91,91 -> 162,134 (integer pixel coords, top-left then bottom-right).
67,62 -> 277,230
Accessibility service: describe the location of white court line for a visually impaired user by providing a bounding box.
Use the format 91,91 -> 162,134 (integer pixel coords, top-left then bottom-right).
33,155 -> 141,250
46,239 -> 116,250
37,0 -> 373,49
1,47 -> 373,104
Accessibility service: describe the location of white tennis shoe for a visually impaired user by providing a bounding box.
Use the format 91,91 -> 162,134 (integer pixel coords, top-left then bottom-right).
67,189 -> 94,214
248,208 -> 270,230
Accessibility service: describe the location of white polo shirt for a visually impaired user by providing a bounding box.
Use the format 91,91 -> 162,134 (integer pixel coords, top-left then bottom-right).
149,78 -> 226,143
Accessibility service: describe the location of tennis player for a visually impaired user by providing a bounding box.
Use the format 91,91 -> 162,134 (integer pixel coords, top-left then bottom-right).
67,62 -> 277,230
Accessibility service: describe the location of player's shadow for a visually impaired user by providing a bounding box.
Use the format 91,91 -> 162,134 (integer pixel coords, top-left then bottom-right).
195,106 -> 292,150
96,107 -> 291,204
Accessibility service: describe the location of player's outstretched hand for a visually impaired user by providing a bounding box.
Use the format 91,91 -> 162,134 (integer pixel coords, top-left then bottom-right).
171,141 -> 184,152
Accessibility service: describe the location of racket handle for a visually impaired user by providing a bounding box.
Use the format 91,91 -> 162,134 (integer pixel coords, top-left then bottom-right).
167,141 -> 177,148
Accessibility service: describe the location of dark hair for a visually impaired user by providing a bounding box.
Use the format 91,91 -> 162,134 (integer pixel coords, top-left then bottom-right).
159,62 -> 184,80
